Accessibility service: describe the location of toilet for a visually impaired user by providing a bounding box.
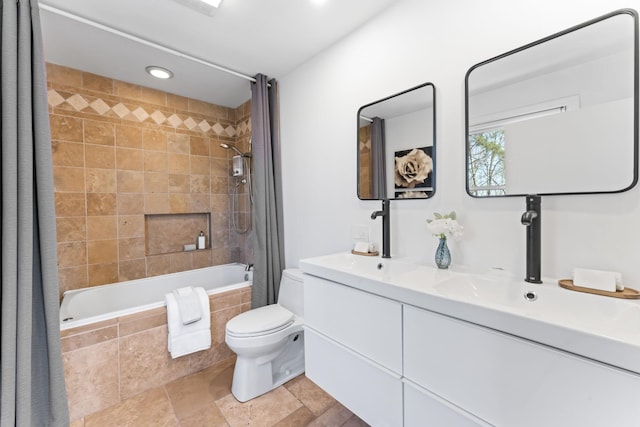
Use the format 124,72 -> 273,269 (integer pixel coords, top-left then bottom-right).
225,268 -> 305,402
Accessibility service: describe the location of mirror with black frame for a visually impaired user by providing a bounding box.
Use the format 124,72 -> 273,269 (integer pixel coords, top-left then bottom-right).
358,82 -> 436,200
465,9 -> 638,197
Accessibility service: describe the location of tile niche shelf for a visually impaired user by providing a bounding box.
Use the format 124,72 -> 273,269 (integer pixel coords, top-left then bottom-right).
145,213 -> 211,256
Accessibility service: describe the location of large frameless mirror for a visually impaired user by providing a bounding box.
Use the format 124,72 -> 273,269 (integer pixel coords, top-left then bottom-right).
358,83 -> 436,200
465,9 -> 638,197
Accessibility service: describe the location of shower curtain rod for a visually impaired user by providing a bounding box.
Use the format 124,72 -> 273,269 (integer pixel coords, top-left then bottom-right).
39,3 -> 259,84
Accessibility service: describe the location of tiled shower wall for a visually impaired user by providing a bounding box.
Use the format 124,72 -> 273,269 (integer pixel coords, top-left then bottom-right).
47,63 -> 253,296
359,125 -> 372,199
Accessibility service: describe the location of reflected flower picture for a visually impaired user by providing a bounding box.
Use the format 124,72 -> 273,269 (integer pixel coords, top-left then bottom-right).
394,146 -> 433,195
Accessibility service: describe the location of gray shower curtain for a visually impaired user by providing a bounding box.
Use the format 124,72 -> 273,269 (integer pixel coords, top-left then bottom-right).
371,117 -> 387,199
250,74 -> 285,308
0,0 -> 70,425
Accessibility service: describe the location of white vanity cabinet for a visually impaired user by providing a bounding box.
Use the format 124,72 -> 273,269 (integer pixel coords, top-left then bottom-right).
303,274 -> 403,426
403,305 -> 640,427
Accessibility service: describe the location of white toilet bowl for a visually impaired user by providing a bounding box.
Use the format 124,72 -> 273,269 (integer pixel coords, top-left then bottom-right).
225,269 -> 305,402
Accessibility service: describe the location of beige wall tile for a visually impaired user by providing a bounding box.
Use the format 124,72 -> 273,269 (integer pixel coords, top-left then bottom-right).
119,309 -> 166,337
139,87 -> 166,106
114,80 -> 141,101
170,252 -> 192,273
47,63 -> 82,87
145,193 -> 169,214
210,158 -> 228,177
58,242 -> 87,268
117,193 -> 145,215
118,215 -> 144,238
57,217 -> 87,243
142,129 -> 167,152
50,115 -> 84,142
167,133 -> 190,154
84,120 -> 115,146
192,249 -> 212,269
168,174 -> 190,193
86,193 -> 117,216
210,176 -> 228,194
116,125 -> 142,149
117,170 -> 144,193
188,99 -> 216,117
86,216 -> 118,241
87,239 -> 117,265
119,326 -> 191,399
146,254 -> 170,276
63,340 -> 119,421
144,151 -> 167,172
52,141 -> 84,167
209,140 -> 228,158
190,194 -> 210,213
86,168 -> 116,193
61,325 -> 118,353
169,193 -> 190,213
168,153 -> 190,174
85,144 -> 115,169
118,237 -> 146,261
82,72 -> 113,94
167,93 -> 188,110
118,259 -> 146,281
58,266 -> 88,295
210,194 -> 229,213
116,148 -> 143,171
54,166 -> 85,192
190,155 -> 210,175
55,192 -> 86,217
145,172 -> 168,193
88,262 -> 118,286
190,175 -> 210,194
190,136 -> 209,156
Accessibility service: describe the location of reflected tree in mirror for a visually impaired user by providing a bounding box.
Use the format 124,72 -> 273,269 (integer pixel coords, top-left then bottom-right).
465,9 -> 638,197
358,83 -> 436,200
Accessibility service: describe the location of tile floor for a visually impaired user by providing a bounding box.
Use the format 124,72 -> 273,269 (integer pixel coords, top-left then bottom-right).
70,358 -> 370,427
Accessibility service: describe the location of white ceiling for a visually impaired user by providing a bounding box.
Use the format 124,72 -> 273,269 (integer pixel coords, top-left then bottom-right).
39,0 -> 398,108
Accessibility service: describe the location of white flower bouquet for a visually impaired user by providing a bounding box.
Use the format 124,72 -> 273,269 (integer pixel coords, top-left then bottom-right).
426,211 -> 464,240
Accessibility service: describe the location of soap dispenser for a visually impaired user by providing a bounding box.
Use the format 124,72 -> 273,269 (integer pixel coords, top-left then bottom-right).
197,231 -> 205,250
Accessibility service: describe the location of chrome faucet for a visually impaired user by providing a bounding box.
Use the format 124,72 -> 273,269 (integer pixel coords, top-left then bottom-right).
371,199 -> 391,258
521,195 -> 542,283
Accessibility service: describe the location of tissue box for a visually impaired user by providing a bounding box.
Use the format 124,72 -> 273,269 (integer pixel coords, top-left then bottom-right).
573,268 -> 618,292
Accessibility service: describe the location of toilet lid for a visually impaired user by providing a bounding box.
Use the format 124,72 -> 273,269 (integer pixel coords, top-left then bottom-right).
226,304 -> 294,337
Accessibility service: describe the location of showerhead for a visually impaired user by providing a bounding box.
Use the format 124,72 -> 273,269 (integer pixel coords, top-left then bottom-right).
220,142 -> 251,157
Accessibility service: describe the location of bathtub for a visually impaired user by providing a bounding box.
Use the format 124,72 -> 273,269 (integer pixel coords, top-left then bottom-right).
60,263 -> 252,330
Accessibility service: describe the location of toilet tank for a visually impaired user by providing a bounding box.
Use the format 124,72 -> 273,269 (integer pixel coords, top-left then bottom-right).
278,268 -> 304,318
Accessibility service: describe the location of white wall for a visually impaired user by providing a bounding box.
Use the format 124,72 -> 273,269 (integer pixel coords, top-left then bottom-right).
279,0 -> 640,284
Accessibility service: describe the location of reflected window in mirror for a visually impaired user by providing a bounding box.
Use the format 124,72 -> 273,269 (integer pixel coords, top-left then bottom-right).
465,9 -> 638,197
358,83 -> 436,200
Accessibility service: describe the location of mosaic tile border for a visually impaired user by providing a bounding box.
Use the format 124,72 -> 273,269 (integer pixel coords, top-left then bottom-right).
48,89 -> 251,137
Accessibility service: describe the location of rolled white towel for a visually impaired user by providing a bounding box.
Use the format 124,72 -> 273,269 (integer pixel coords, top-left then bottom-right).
573,268 -> 619,292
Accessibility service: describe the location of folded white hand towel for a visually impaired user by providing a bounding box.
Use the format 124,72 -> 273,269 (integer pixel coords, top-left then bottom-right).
165,287 -> 211,358
173,286 -> 202,325
573,268 -> 619,292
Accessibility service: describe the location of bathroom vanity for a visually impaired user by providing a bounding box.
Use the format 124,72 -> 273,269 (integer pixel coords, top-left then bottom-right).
300,253 -> 640,427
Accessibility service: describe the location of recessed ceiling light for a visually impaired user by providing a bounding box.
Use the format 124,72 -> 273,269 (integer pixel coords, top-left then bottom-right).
146,66 -> 173,79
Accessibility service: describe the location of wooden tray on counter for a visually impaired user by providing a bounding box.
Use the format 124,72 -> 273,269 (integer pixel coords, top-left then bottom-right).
558,279 -> 640,299
351,250 -> 379,257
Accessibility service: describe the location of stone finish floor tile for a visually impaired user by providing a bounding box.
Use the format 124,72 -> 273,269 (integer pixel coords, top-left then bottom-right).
215,386 -> 303,427
84,387 -> 178,427
78,365 -> 369,427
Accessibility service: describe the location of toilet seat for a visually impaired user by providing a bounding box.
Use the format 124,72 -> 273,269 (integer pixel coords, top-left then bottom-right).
226,304 -> 294,338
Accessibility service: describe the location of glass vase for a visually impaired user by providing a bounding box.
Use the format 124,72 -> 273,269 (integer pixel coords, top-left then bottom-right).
435,236 -> 451,269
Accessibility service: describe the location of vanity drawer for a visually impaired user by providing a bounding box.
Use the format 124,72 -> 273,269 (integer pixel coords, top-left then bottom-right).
403,379 -> 491,427
305,329 -> 403,427
304,274 -> 402,373
403,305 -> 640,426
